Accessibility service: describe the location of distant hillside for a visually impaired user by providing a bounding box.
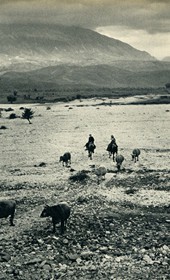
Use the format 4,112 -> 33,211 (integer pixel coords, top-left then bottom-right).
1,63 -> 170,94
0,23 -> 155,72
0,23 -> 169,94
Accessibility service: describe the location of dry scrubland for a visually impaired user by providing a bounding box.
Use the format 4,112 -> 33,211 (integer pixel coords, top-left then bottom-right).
0,98 -> 170,280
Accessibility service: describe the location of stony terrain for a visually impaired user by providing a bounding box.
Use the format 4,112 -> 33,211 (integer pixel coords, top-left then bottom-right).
0,98 -> 170,279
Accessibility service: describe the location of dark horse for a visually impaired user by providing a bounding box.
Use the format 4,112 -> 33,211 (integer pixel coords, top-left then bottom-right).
107,143 -> 118,161
85,142 -> 96,160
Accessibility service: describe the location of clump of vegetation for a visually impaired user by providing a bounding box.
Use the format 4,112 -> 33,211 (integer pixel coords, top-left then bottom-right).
5,108 -> 14,112
7,95 -> 17,104
9,113 -> 17,119
69,170 -> 90,182
22,108 -> 34,124
0,125 -> 7,129
46,106 -> 51,110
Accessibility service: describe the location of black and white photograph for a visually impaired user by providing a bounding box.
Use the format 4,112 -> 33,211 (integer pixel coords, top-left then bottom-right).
0,0 -> 170,279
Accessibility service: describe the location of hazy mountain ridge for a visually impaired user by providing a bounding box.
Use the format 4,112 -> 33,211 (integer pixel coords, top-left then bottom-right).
1,64 -> 170,91
0,23 -> 169,90
0,23 -> 155,69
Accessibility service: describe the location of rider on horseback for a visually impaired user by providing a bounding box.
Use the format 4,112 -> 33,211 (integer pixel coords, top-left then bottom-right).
107,135 -> 118,161
110,135 -> 117,147
85,134 -> 96,152
107,135 -> 117,151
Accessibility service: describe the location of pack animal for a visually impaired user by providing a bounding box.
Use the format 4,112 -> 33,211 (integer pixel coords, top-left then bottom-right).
0,200 -> 16,226
40,202 -> 71,234
132,149 -> 141,163
116,154 -> 124,171
59,152 -> 71,166
86,142 -> 96,160
107,143 -> 118,161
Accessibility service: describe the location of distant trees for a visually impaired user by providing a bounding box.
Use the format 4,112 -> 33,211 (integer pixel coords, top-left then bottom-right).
22,108 -> 34,124
7,95 -> 17,103
165,83 -> 170,92
13,90 -> 18,96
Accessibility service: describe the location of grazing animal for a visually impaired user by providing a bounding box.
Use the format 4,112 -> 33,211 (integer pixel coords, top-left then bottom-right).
59,152 -> 71,166
116,154 -> 124,171
132,149 -> 141,163
40,202 -> 71,234
94,166 -> 107,184
86,142 -> 96,160
107,143 -> 118,161
0,200 -> 16,226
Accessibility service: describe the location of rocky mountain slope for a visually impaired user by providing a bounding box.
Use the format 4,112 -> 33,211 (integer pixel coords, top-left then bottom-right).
0,23 -> 169,90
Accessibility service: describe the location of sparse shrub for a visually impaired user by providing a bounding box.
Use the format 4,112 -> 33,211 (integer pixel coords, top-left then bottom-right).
46,106 -> 51,110
9,113 -> 17,119
39,162 -> 46,167
22,108 -> 34,124
5,108 -> 14,112
19,107 -> 25,110
76,94 -> 82,99
0,125 -> 7,129
69,170 -> 90,182
165,83 -> 170,89
77,195 -> 88,204
7,95 -> 17,104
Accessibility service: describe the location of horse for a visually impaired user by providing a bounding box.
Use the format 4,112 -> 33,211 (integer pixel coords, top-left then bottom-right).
107,142 -> 118,161
85,142 -> 96,160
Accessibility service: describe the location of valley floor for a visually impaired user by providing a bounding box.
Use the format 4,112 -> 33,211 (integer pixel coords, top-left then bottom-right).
0,99 -> 170,279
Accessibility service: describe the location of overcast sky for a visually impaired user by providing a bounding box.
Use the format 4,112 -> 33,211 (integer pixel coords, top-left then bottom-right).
0,0 -> 170,59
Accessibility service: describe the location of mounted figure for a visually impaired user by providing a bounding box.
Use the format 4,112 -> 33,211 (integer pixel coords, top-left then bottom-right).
106,135 -> 118,161
85,134 -> 96,160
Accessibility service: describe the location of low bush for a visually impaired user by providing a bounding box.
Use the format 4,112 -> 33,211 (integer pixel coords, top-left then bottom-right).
0,125 -> 7,129
9,113 -> 17,119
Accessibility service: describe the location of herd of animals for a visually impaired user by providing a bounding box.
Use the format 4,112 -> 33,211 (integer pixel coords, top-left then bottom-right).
59,134 -> 141,171
0,134 -> 141,235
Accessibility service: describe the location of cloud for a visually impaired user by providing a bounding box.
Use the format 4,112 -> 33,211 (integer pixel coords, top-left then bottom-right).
96,26 -> 170,59
0,0 -> 169,32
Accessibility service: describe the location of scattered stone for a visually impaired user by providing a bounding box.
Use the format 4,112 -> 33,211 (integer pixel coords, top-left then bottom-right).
143,254 -> 154,265
62,238 -> 69,245
0,253 -> 11,262
25,258 -> 42,265
67,253 -> 79,261
80,250 -> 94,260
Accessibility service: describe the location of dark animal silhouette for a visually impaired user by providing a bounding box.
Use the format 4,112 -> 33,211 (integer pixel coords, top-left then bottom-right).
107,142 -> 118,161
86,142 -> 96,160
0,200 -> 16,226
132,149 -> 141,162
59,152 -> 71,166
116,154 -> 124,171
40,202 -> 71,234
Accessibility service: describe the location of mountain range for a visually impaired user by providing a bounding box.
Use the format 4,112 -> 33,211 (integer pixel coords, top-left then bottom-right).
0,23 -> 170,91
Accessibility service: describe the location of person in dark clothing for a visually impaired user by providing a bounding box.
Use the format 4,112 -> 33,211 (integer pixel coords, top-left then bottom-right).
85,134 -> 95,150
88,134 -> 94,144
110,135 -> 117,147
107,135 -> 118,160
